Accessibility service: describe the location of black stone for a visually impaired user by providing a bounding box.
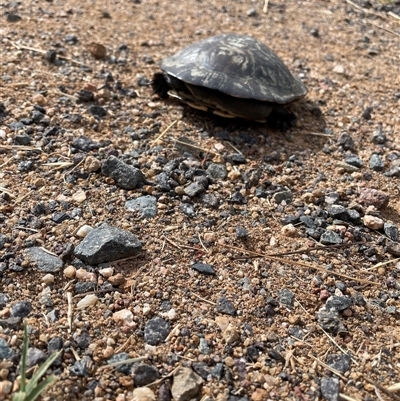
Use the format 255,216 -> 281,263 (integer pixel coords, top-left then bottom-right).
191,262 -> 216,275
320,231 -> 342,245
320,376 -> 340,401
101,156 -> 146,190
10,300 -> 32,318
144,317 -> 170,345
74,223 -> 142,264
131,363 -> 160,386
325,295 -> 353,312
216,297 -> 236,315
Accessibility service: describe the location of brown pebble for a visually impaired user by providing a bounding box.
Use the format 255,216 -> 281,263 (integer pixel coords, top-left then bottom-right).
88,42 -> 107,59
358,188 -> 389,209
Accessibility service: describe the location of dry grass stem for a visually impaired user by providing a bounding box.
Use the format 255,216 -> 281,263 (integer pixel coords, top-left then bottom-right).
192,292 -> 216,306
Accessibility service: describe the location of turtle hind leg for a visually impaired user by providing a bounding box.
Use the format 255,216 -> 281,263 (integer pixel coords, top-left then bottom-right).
152,73 -> 170,98
267,108 -> 297,132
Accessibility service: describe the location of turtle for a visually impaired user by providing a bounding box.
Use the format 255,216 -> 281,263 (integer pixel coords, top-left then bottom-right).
153,33 -> 307,123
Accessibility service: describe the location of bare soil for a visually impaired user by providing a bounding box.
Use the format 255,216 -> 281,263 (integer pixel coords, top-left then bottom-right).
0,0 -> 400,400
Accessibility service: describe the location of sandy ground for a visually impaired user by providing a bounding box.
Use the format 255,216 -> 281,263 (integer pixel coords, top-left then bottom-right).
1,0 -> 400,400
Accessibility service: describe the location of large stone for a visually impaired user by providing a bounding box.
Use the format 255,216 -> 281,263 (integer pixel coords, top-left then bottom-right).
74,223 -> 142,264
171,367 -> 203,401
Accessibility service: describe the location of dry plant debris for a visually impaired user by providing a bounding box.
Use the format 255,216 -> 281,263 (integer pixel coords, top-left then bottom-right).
0,0 -> 400,400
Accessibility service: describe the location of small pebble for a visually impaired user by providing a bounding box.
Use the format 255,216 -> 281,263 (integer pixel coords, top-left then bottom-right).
42,274 -> 55,285
63,265 -> 76,278
363,215 -> 384,230
281,223 -> 298,237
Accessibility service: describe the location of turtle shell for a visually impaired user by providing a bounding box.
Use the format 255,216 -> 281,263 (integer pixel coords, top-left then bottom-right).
160,33 -> 307,105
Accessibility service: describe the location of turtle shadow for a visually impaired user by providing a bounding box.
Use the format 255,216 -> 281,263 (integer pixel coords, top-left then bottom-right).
178,97 -> 328,160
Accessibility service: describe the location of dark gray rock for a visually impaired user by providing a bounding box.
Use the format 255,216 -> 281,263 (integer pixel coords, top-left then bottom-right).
192,362 -> 213,380
74,223 -> 142,264
72,136 -> 101,152
206,163 -> 227,180
326,354 -> 351,373
199,193 -> 219,209
102,156 -> 146,190
216,297 -> 236,315
131,363 -> 160,386
198,338 -> 210,354
384,222 -> 399,242
15,134 -> 32,145
235,226 -> 248,238
0,293 -> 9,309
327,205 -> 349,221
300,216 -> 315,228
371,126 -> 386,144
316,308 -> 346,334
107,352 -> 134,374
89,105 -> 107,117
369,154 -> 384,171
228,153 -> 247,164
183,182 -> 205,197
320,376 -> 340,401
191,263 -> 216,275
0,317 -> 22,330
278,288 -> 294,308
180,203 -> 195,217
26,348 -> 47,369
337,132 -> 355,151
325,295 -> 353,312
320,231 -> 342,245
10,300 -> 32,318
144,317 -> 170,345
73,330 -> 92,349
155,172 -> 171,191
125,196 -> 157,218
345,155 -> 363,168
0,338 -> 14,360
386,241 -> 400,257
70,357 -> 91,377
272,190 -> 292,204
26,247 -> 63,273
74,282 -> 96,294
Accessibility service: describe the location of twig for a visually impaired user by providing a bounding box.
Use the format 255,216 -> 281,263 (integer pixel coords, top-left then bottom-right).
192,292 -> 216,306
165,323 -> 182,342
66,291 -> 73,333
115,335 -> 134,354
366,258 -> 400,271
362,19 -> 400,38
97,356 -> 148,372
0,145 -> 41,151
145,365 -> 180,387
163,235 -> 182,250
198,234 -> 209,254
10,41 -> 90,67
319,326 -> 359,366
263,0 -> 269,14
173,138 -> 219,156
363,376 -> 400,401
0,156 -> 15,168
0,186 -> 15,198
151,120 -> 178,146
224,244 -> 380,285
293,131 -> 333,137
309,354 -> 348,381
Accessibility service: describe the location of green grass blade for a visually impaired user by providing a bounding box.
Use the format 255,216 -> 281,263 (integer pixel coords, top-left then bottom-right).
12,392 -> 26,401
25,350 -> 61,394
19,321 -> 29,393
24,375 -> 58,401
